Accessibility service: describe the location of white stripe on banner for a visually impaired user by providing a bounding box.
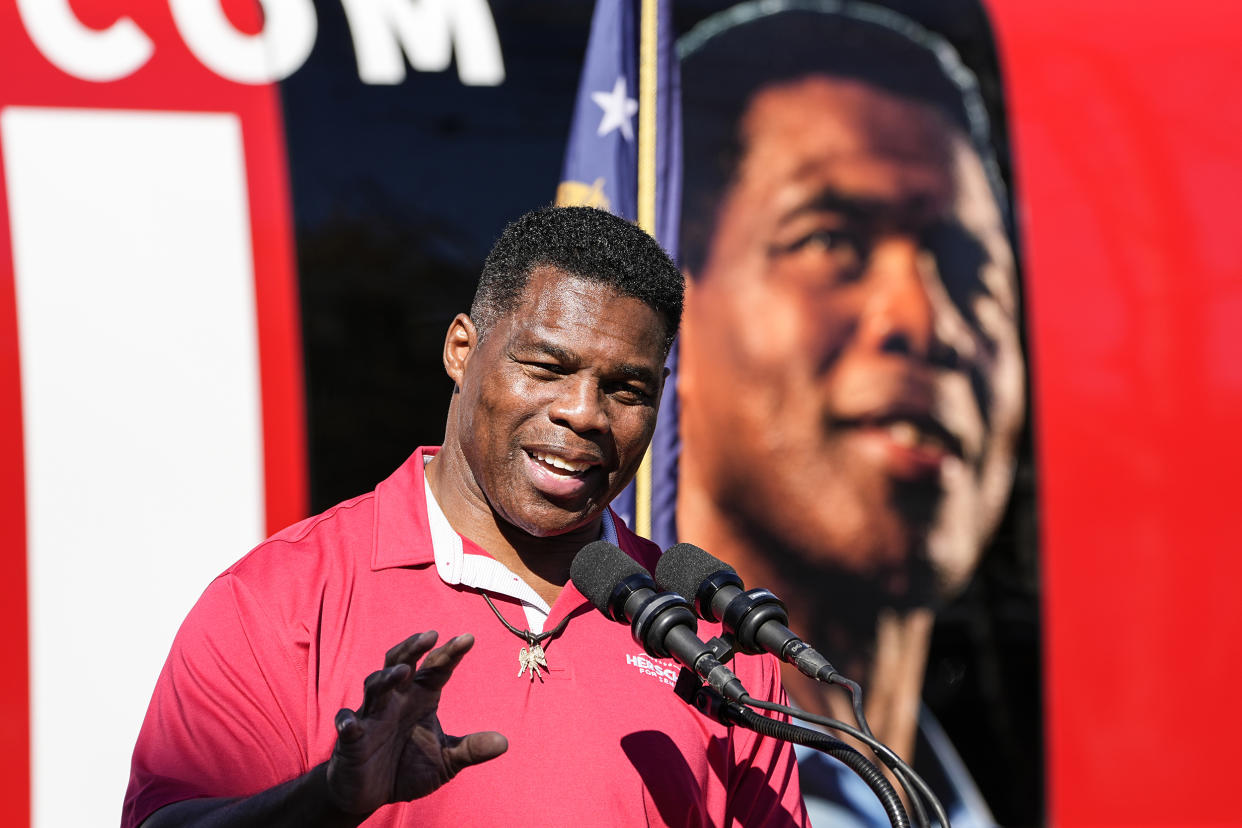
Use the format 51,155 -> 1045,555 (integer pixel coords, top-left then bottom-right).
2,107 -> 267,826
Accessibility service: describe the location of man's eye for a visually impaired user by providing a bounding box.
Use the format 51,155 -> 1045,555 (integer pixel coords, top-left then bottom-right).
775,229 -> 864,269
525,362 -> 565,377
805,229 -> 862,258
608,384 -> 652,405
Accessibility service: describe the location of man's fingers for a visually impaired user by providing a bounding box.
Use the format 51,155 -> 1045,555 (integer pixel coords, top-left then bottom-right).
443,731 -> 508,772
358,664 -> 411,717
384,630 -> 439,669
415,633 -> 475,690
334,708 -> 362,743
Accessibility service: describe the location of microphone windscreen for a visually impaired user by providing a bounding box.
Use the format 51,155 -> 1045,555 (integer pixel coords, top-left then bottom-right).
571,540 -> 646,612
655,543 -> 736,598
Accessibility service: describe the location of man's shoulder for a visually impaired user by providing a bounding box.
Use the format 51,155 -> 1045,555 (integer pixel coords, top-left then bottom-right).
224,446 -> 436,584
263,490 -> 379,551
224,490 -> 379,582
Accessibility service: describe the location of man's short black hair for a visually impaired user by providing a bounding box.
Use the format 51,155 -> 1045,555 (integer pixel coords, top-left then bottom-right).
472,206 -> 684,352
679,0 -> 1004,276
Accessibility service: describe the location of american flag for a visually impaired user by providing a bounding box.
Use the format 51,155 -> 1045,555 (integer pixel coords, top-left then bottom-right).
556,0 -> 681,546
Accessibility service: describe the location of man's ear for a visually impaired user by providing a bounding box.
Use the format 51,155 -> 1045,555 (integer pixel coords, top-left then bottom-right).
443,313 -> 477,388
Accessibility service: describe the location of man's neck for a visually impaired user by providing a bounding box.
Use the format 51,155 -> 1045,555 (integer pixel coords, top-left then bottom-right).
676,480 -> 932,764
424,448 -> 602,607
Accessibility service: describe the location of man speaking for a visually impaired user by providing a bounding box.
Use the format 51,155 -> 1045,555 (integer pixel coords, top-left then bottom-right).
122,207 -> 806,827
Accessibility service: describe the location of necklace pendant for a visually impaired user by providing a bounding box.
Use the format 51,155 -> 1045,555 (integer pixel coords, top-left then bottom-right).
517,642 -> 549,682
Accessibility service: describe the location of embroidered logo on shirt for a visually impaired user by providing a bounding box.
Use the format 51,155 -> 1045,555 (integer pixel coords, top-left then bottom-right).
625,652 -> 681,686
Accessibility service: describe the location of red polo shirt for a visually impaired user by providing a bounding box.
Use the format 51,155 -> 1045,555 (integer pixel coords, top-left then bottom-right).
123,447 -> 806,827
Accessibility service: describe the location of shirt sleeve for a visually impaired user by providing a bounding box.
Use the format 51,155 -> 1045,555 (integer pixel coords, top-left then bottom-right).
121,572 -> 311,828
726,656 -> 810,827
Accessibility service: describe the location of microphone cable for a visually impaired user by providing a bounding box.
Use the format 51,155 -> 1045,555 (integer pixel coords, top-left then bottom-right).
720,698 -> 910,828
740,692 -> 950,828
820,673 -> 932,828
679,676 -> 910,828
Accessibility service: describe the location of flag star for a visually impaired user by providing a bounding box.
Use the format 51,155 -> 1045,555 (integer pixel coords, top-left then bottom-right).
592,76 -> 639,141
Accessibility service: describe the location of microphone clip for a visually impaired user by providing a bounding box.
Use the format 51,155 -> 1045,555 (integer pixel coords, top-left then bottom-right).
672,633 -> 739,723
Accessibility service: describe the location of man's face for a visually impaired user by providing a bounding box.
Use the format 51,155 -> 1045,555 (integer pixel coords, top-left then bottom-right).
681,77 -> 1024,598
452,265 -> 668,538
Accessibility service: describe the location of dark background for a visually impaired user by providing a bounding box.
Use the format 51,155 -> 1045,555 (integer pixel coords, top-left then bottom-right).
280,1 -> 1041,823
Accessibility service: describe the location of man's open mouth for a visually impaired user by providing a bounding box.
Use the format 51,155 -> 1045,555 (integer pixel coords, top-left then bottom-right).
875,416 -> 962,458
835,413 -> 965,460
528,449 -> 594,475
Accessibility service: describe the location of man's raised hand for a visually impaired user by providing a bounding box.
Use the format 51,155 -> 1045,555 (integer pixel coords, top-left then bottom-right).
325,631 -> 508,816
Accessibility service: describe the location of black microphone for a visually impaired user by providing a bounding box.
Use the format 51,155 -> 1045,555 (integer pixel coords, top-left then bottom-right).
570,540 -> 748,703
655,543 -> 838,682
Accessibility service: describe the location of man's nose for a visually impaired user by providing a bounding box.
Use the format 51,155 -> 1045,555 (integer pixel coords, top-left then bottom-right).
858,237 -> 959,368
549,376 -> 609,433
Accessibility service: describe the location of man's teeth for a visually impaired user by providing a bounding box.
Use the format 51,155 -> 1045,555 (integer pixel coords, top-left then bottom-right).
885,421 -> 944,450
531,451 -> 590,473
887,421 -> 919,448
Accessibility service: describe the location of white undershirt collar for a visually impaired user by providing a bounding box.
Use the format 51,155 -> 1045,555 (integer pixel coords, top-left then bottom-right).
422,458 -> 618,633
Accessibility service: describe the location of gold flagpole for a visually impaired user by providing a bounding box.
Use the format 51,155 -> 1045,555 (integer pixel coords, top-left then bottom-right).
635,0 -> 659,538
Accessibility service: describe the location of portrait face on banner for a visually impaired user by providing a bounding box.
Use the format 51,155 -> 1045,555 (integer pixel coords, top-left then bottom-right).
676,5 -> 1025,615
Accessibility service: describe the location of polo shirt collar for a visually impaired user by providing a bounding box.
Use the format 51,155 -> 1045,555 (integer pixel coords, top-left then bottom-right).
370,446 -> 440,571
371,446 -> 619,629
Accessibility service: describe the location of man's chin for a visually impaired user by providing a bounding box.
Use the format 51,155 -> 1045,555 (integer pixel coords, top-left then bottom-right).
748,501 -> 940,602
497,501 -> 605,540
